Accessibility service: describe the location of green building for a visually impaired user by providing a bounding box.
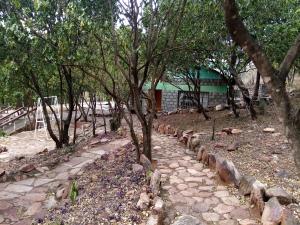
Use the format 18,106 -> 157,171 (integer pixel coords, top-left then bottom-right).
144,68 -> 228,112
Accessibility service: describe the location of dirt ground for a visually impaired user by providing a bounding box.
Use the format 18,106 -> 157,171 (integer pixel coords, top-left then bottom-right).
157,105 -> 300,217
39,142 -> 150,225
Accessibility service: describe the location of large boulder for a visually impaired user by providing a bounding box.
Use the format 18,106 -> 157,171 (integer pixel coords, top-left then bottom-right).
171,215 -> 202,225
265,187 -> 296,205
216,159 -> 241,187
150,170 -> 161,196
239,176 -> 256,196
250,180 -> 267,214
261,197 -> 283,225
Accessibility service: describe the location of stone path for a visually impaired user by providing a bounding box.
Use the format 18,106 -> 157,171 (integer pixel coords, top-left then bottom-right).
152,132 -> 260,225
0,138 -> 130,225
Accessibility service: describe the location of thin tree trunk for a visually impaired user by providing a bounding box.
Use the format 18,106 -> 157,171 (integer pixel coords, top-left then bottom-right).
252,71 -> 261,101
228,83 -> 239,117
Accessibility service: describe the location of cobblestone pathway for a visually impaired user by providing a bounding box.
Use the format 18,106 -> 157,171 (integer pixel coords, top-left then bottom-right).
0,138 -> 130,225
152,132 -> 260,225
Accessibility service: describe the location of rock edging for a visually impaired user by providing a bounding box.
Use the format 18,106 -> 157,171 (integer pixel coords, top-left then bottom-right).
138,154 -> 165,225
153,122 -> 299,225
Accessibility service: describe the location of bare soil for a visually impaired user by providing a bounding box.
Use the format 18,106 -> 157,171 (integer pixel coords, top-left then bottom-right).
157,105 -> 300,217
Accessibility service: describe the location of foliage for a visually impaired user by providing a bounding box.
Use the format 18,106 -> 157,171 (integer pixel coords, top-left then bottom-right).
69,181 -> 78,204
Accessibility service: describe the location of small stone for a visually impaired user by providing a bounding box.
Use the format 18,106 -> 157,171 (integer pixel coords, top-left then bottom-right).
132,163 -> 144,173
216,104 -> 225,111
261,197 -> 283,225
177,184 -> 188,190
0,214 -> 3,223
263,128 -> 275,133
152,197 -> 165,215
202,212 -> 220,222
192,202 -> 209,213
265,186 -> 295,205
221,196 -> 240,206
171,215 -> 201,225
239,219 -> 258,225
146,214 -> 160,225
231,128 -> 242,134
19,164 -> 36,173
213,203 -> 234,214
137,192 -> 150,210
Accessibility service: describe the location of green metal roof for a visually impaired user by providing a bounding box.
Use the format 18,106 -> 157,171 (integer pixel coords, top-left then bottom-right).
145,82 -> 227,93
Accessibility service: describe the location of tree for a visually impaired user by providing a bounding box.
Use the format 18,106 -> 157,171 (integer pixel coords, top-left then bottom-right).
0,0 -> 92,148
76,0 -> 188,161
223,0 -> 300,171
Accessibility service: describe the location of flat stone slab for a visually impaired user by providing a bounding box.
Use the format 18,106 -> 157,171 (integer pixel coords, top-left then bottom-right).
0,191 -> 21,200
34,178 -> 54,187
5,184 -> 33,193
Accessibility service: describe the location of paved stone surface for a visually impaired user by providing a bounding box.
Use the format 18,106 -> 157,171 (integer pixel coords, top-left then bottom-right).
152,132 -> 260,225
0,137 -> 131,225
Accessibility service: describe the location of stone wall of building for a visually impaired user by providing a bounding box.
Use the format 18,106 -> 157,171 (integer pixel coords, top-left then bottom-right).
208,92 -> 227,107
162,91 -> 178,112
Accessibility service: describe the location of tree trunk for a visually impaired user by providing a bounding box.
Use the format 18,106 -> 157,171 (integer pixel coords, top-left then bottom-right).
252,71 -> 261,101
142,124 -> 152,161
228,83 -> 239,118
61,67 -> 74,145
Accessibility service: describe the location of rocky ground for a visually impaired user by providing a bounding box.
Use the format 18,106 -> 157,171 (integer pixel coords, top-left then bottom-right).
157,106 -> 300,219
40,142 -> 150,225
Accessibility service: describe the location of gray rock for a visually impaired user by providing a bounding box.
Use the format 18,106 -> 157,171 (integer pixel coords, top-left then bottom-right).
147,214 -> 161,225
265,187 -> 296,205
150,170 -> 161,196
261,197 -> 283,225
137,192 -> 150,210
19,163 -> 36,173
140,154 -> 152,172
216,159 -> 241,187
171,215 -> 202,225
132,163 -> 144,173
45,196 -> 57,209
153,197 -> 165,215
250,180 -> 267,214
239,176 -> 256,196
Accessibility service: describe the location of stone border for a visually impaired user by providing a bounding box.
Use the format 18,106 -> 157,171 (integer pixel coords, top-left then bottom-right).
153,122 -> 299,225
138,154 -> 165,225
